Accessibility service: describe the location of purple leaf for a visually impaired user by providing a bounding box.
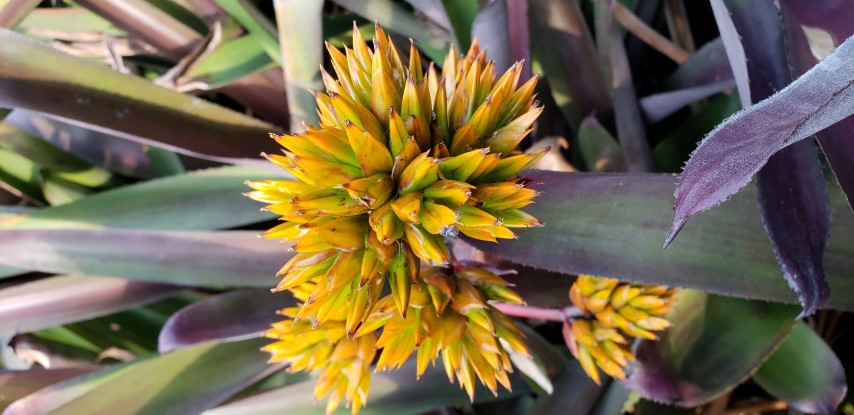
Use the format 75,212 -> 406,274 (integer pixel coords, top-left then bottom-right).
0,275 -> 178,334
709,0 -> 751,106
665,34 -> 854,246
159,289 -> 294,353
505,0 -> 531,79
404,0 -> 452,31
640,81 -> 735,124
694,0 -> 832,315
471,0 -> 511,73
781,0 -> 854,209
469,170 -> 854,310
663,38 -> 733,90
624,292 -> 798,406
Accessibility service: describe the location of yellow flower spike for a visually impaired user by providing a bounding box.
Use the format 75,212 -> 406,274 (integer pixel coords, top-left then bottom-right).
457,204 -> 499,228
344,121 -> 393,177
387,107 -> 409,157
341,174 -> 393,209
387,246 -> 412,317
390,191 -> 423,224
432,77 -> 450,144
438,148 -> 490,182
423,180 -> 474,206
449,123 -> 479,156
398,152 -> 440,195
401,75 -> 430,148
404,223 -> 449,264
484,106 -> 543,155
367,202 -> 404,244
391,136 -> 422,182
466,152 -> 502,184
420,200 -> 458,234
493,208 -> 543,228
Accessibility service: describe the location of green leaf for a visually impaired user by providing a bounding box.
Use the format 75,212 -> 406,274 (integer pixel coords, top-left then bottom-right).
623,292 -> 798,406
215,0 -> 282,64
577,114 -> 626,172
0,275 -> 178,335
753,322 -> 847,414
0,147 -> 43,202
144,147 -> 185,177
186,36 -> 276,89
4,338 -> 273,415
441,0 -> 479,50
17,7 -> 124,36
204,359 -> 526,415
1,166 -> 277,231
0,123 -> 116,188
0,28 -> 277,159
41,174 -> 92,206
0,229 -> 286,287
273,0 -> 324,128
471,171 -> 854,310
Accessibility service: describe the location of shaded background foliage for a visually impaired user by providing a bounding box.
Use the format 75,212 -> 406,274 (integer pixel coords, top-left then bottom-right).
0,0 -> 851,414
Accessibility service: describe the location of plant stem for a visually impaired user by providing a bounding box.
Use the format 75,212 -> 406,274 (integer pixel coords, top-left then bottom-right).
491,302 -> 585,322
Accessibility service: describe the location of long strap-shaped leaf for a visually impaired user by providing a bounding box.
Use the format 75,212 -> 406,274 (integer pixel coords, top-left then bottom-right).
666,33 -> 854,245
0,28 -> 277,159
471,170 -> 854,310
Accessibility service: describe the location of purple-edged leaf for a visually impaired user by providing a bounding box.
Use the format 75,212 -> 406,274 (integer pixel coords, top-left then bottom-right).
663,38 -> 732,90
640,81 -> 735,124
666,34 -> 854,246
505,0 -> 531,78
1,166 -> 277,231
781,0 -> 854,209
0,229 -> 286,287
0,28 -> 278,160
470,170 -> 854,310
4,338 -> 274,415
577,114 -> 626,172
159,289 -> 294,353
706,0 -> 832,316
623,291 -> 798,406
709,0 -> 751,106
203,358 -> 526,415
471,0 -> 510,73
593,3 -> 652,172
753,322 -> 847,414
0,367 -> 99,411
0,275 -> 178,334
529,0 -> 612,131
756,143 -> 830,317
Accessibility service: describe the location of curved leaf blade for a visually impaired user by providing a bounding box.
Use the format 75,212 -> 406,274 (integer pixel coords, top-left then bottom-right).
0,28 -> 278,159
623,291 -> 798,406
0,229 -> 286,287
0,275 -> 178,334
471,170 -> 854,310
0,367 -> 100,411
4,338 -> 273,415
666,34 -> 854,246
159,289 -> 294,352
754,322 -> 847,413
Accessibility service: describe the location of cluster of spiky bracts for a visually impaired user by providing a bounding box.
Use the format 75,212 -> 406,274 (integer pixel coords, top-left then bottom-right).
566,275 -> 676,384
247,24 -> 544,415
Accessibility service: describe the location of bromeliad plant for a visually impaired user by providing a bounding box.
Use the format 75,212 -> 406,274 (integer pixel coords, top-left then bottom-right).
247,24 -> 546,413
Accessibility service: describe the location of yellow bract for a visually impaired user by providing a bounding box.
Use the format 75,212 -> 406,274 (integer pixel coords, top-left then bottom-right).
567,275 -> 677,384
247,23 -> 548,415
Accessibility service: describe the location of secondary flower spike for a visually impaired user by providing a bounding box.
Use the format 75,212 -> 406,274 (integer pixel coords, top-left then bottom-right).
247,23 -> 546,414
